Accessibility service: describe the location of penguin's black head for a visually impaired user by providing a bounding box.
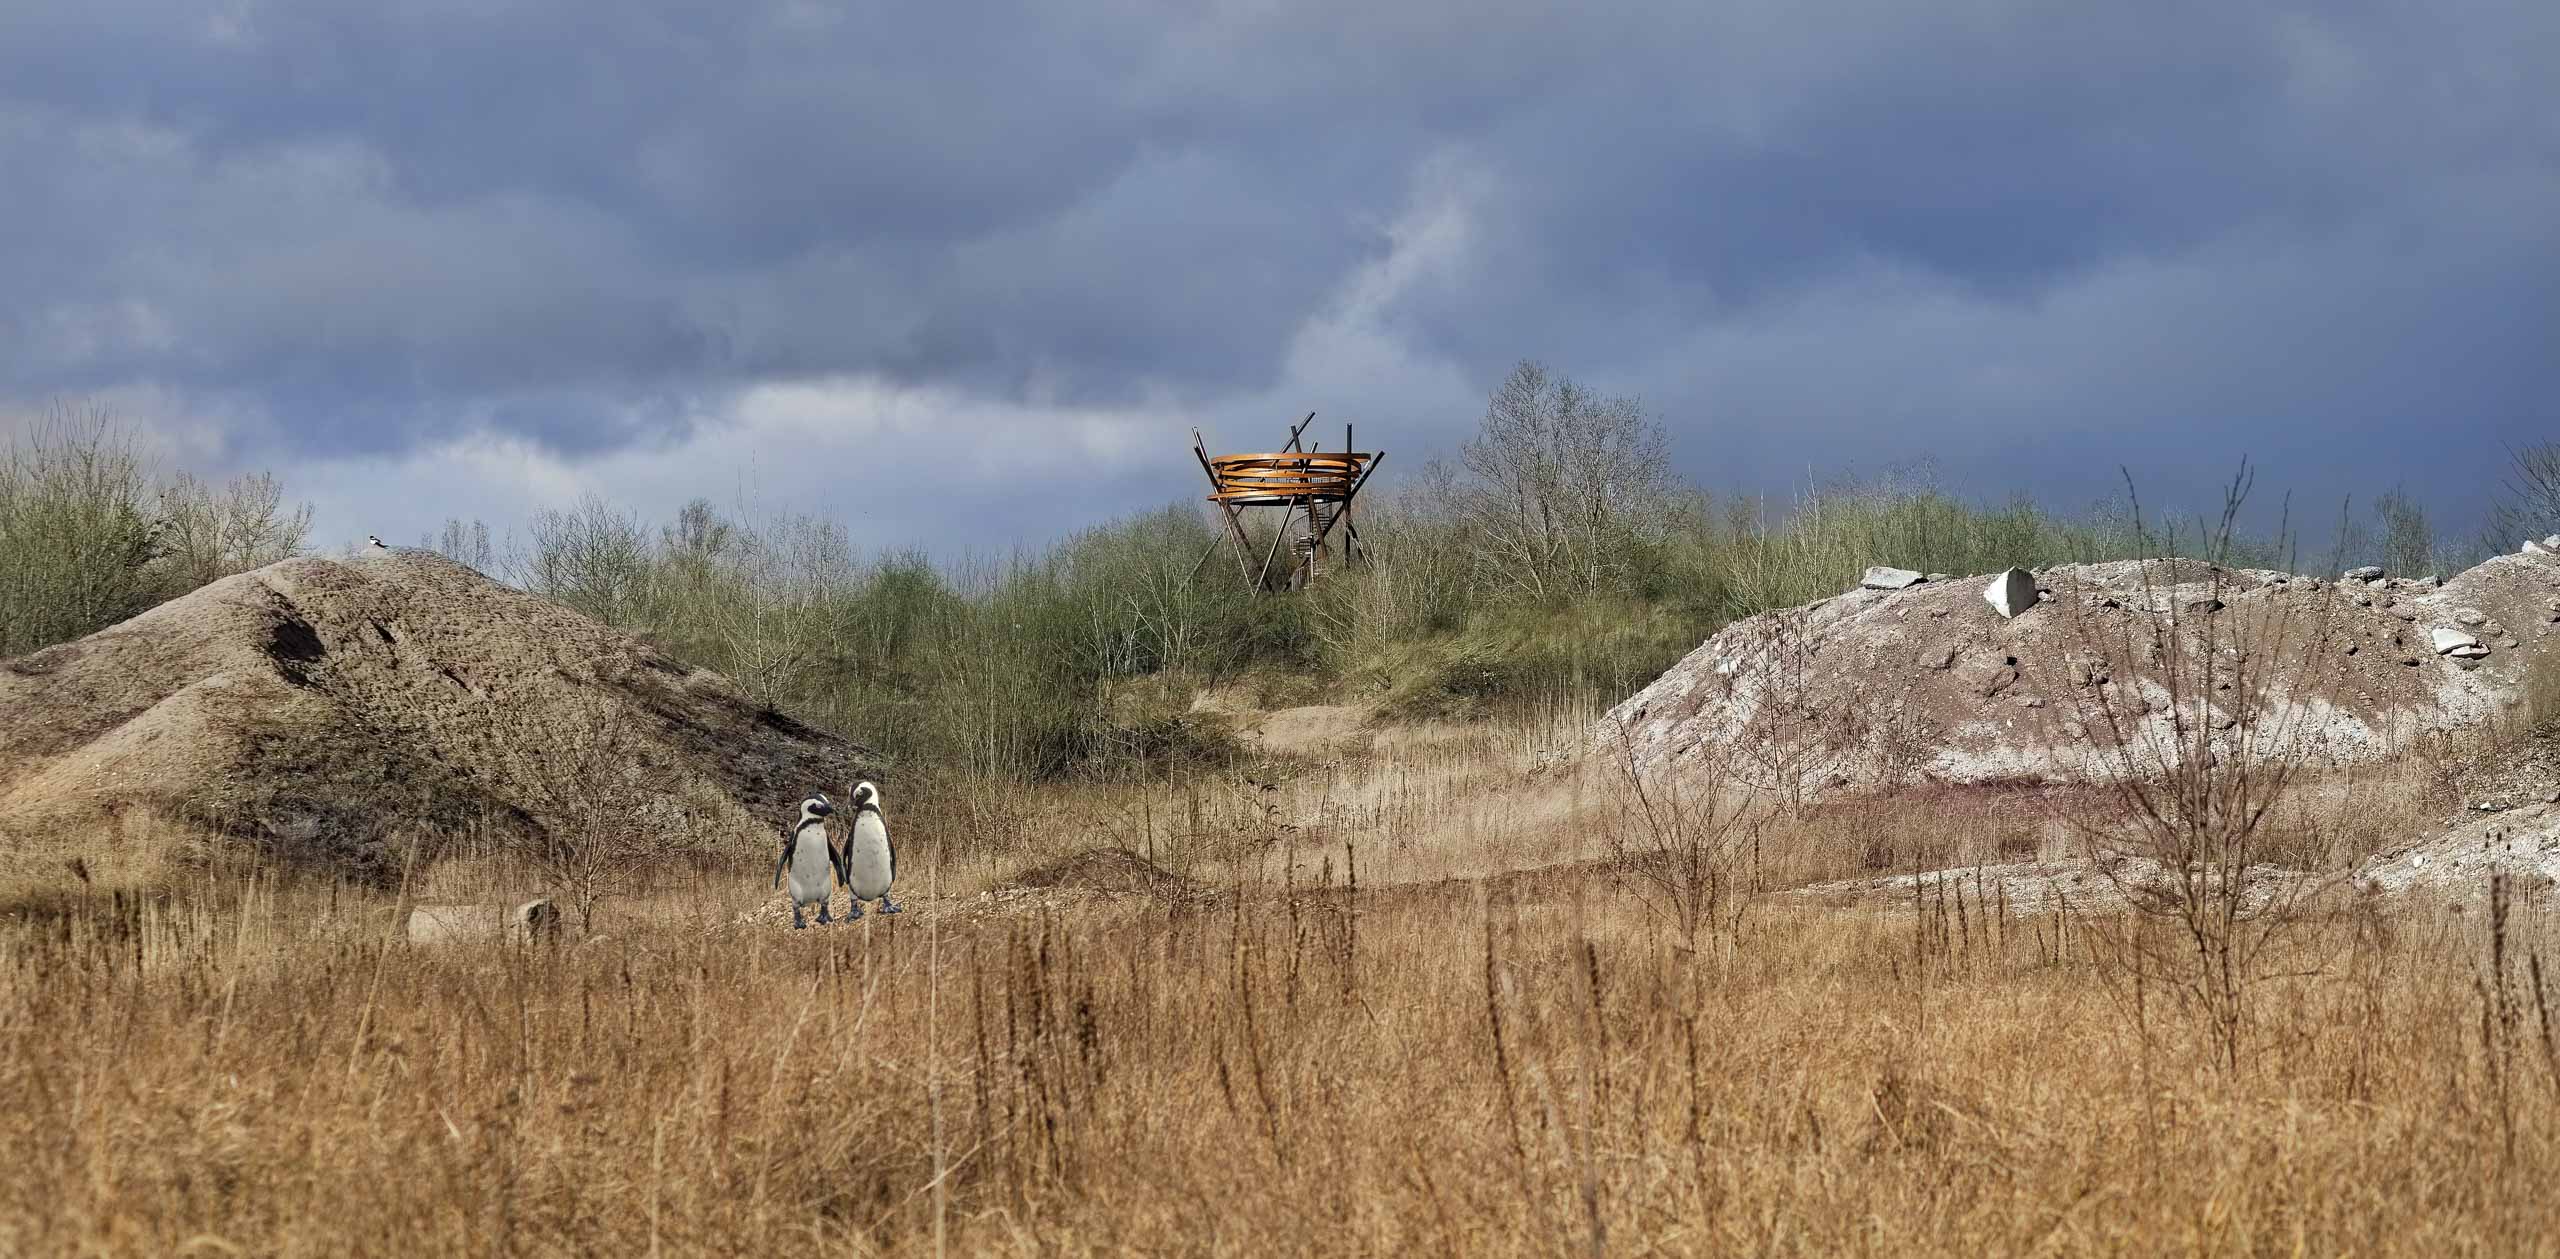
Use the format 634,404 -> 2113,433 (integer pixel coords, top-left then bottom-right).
850,781 -> 879,812
801,793 -> 834,819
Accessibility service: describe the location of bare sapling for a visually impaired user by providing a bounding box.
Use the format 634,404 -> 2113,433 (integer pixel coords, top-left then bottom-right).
505,694 -> 688,936
1605,712 -> 1771,958
2052,462 -> 2347,1071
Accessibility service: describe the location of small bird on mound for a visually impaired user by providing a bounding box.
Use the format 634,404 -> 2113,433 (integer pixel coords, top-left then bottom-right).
834,781 -> 900,917
366,534 -> 388,550
772,793 -> 838,929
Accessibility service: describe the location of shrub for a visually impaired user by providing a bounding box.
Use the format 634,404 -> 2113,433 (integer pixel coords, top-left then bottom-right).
0,409 -> 311,659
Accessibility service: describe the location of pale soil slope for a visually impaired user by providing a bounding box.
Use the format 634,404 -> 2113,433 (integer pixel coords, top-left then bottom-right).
0,550 -> 872,878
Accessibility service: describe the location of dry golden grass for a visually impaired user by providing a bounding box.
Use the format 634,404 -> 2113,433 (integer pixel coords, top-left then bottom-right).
1,698 -> 2546,1256
5,838 -> 2560,1254
0,876 -> 2526,1253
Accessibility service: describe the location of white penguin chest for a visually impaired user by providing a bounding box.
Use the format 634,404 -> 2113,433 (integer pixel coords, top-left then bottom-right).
845,812 -> 893,897
787,826 -> 834,903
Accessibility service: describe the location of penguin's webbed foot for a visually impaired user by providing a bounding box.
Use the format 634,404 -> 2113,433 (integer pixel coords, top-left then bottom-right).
790,907 -> 807,930
816,903 -> 832,925
844,900 -> 864,920
876,898 -> 902,915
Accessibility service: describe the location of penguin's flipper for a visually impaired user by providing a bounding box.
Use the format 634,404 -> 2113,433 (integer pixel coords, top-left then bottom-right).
829,832 -> 851,890
771,829 -> 792,891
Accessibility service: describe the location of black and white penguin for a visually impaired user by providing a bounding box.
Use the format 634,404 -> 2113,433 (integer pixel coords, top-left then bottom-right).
833,781 -> 899,917
771,793 -> 838,929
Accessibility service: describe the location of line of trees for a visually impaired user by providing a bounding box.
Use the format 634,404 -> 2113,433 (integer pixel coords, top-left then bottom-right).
0,408 -> 310,659
8,368 -> 2557,784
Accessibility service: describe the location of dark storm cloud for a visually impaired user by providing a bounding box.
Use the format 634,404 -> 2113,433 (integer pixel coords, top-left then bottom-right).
0,0 -> 2553,536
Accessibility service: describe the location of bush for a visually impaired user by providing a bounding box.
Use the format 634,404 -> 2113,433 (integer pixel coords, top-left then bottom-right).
0,412 -> 161,658
0,409 -> 311,660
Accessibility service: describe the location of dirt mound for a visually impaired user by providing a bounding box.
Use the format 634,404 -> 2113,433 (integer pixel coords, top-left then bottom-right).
2447,724 -> 2560,811
0,550 -> 873,879
1597,555 -> 2560,797
2359,801 -> 2560,897
1000,848 -> 1202,898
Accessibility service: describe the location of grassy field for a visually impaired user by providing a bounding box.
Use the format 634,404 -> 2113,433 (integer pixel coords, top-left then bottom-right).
4,711 -> 2556,1257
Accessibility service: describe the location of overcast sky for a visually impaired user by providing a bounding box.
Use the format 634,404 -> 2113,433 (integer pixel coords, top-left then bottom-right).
3,0 -> 2553,560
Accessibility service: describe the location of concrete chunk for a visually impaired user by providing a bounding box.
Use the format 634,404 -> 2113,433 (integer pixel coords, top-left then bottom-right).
1861,566 -> 1925,591
2430,627 -> 2482,655
407,898 -> 565,945
1984,567 -> 2039,618
2344,566 -> 2385,581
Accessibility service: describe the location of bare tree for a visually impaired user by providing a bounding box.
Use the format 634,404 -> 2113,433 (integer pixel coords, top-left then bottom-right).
155,469 -> 312,590
2481,441 -> 2560,555
2371,485 -> 2440,577
712,513 -> 840,711
430,517 -> 496,572
1446,361 -> 1682,602
523,494 -> 656,628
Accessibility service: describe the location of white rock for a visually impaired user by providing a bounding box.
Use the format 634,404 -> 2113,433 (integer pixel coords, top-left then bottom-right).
1983,566 -> 2039,618
2344,565 -> 2385,581
2526,539 -> 2556,557
2547,534 -> 2560,549
2450,644 -> 2491,660
1861,566 -> 1925,591
2454,607 -> 2489,627
406,898 -> 564,944
2430,627 -> 2482,654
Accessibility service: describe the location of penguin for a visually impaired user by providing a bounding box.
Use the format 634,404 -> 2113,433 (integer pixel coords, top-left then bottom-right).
366,534 -> 388,550
833,781 -> 899,917
771,793 -> 838,929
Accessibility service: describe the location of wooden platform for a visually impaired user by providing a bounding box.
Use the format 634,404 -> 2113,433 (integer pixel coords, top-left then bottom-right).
1190,415 -> 1384,591
1202,451 -> 1377,505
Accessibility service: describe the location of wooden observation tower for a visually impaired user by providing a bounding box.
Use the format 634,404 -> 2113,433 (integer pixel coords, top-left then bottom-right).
1191,414 -> 1383,592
